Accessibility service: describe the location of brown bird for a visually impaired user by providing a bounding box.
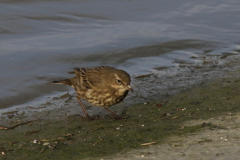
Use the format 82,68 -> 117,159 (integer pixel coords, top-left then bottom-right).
52,66 -> 133,119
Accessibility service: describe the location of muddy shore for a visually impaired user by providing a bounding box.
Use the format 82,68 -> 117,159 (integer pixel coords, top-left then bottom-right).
1,67 -> 240,159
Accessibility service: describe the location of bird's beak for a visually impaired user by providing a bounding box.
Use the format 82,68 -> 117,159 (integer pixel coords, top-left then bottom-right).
127,85 -> 134,93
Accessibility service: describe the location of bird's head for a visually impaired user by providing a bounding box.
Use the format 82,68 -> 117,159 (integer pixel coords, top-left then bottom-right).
112,70 -> 133,93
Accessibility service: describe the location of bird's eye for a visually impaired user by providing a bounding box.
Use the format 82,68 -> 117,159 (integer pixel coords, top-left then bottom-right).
117,79 -> 122,83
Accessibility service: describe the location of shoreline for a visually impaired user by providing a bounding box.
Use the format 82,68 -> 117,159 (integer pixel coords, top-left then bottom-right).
1,52 -> 239,117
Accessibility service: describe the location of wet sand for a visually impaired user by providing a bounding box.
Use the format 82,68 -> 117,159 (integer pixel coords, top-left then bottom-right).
108,112 -> 240,160
1,66 -> 240,160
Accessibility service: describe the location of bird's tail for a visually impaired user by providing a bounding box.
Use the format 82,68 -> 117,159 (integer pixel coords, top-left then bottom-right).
51,78 -> 74,87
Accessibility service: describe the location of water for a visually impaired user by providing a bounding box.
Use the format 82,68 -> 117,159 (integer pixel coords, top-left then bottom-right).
0,0 -> 240,111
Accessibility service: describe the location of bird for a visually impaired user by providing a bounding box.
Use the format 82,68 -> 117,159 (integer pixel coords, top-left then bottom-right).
52,66 -> 133,119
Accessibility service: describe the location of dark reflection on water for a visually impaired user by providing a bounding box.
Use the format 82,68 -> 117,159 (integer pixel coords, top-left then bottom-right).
79,40 -> 213,64
0,0 -> 240,109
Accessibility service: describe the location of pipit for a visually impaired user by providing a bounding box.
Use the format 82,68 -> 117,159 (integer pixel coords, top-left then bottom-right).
52,66 -> 133,119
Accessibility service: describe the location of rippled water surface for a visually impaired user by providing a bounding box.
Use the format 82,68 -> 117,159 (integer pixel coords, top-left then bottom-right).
0,0 -> 240,110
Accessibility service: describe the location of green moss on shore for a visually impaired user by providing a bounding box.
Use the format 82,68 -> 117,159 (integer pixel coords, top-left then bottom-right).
1,77 -> 240,159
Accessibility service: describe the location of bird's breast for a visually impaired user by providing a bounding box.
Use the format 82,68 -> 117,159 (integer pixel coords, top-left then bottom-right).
80,89 -> 129,107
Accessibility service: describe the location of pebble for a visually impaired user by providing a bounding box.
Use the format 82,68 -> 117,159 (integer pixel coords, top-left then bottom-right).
43,142 -> 50,146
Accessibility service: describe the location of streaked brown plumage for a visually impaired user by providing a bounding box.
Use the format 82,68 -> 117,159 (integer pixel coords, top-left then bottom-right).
52,66 -> 133,119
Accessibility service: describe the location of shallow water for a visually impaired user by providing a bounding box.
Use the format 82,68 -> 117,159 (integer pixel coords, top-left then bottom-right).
0,0 -> 240,110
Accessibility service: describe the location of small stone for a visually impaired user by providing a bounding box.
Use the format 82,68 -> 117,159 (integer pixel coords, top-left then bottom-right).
43,142 -> 49,146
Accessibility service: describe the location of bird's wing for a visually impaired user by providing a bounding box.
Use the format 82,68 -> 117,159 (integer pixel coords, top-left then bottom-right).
74,68 -> 103,89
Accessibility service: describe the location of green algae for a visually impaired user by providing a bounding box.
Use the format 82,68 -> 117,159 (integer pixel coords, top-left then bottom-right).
1,77 -> 240,159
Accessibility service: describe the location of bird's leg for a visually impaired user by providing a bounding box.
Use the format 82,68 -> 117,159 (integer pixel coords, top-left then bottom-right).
103,107 -> 118,117
103,107 -> 126,120
77,98 -> 94,120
